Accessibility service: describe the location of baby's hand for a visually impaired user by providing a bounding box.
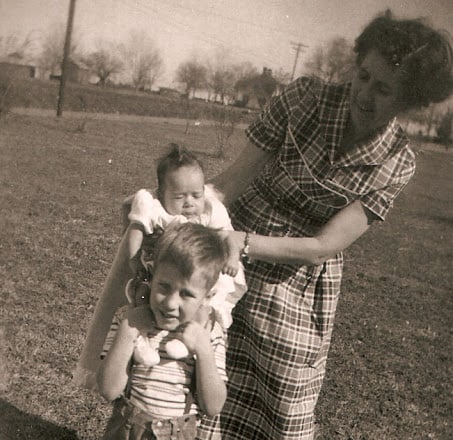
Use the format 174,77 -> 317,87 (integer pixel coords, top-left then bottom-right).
222,256 -> 239,277
222,231 -> 241,277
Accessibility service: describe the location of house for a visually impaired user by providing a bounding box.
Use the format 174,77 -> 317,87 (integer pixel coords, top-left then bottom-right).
0,53 -> 35,80
50,60 -> 90,85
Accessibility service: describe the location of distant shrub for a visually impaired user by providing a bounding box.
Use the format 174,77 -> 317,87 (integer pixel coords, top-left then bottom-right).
436,110 -> 453,146
3,77 -> 257,125
0,72 -> 15,118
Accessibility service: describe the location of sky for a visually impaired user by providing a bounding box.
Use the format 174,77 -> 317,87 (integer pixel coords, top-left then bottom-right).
1,0 -> 452,88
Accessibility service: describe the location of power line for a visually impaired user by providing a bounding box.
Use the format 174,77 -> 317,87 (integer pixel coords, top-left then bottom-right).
57,0 -> 76,117
290,41 -> 307,81
161,0 -> 304,41
125,0 -> 285,69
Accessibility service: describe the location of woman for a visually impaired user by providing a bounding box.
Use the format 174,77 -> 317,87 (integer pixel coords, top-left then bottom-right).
204,11 -> 453,440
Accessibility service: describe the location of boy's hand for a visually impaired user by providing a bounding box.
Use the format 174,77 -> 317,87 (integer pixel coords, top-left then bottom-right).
176,321 -> 212,356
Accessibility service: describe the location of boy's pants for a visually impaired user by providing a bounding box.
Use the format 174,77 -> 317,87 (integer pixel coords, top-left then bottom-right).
103,397 -> 198,440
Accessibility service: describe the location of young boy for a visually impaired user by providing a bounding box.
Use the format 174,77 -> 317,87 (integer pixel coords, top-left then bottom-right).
97,222 -> 228,440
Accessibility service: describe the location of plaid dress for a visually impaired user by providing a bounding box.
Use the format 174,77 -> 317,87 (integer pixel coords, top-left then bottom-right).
197,77 -> 415,440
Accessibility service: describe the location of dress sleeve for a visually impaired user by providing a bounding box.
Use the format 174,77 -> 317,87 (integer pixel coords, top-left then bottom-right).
245,77 -> 314,153
359,146 -> 416,221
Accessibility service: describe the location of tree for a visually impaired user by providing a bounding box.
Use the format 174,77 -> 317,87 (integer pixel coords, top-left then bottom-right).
37,23 -> 79,75
232,61 -> 258,82
0,33 -> 34,60
437,110 -> 453,145
272,68 -> 292,87
120,31 -> 163,91
175,59 -> 207,97
84,40 -> 123,87
235,67 -> 278,109
304,37 -> 355,83
205,47 -> 237,104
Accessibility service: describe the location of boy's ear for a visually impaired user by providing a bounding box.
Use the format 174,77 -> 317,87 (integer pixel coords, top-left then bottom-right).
204,287 -> 216,302
195,304 -> 212,324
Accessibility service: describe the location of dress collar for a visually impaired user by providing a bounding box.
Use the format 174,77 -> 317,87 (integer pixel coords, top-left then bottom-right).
338,118 -> 409,166
320,82 -> 408,167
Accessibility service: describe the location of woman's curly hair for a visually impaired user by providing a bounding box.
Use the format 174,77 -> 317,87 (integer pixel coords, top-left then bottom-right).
354,10 -> 453,108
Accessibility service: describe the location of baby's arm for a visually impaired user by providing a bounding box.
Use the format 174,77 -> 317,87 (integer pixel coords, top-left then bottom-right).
178,321 -> 226,416
205,191 -> 240,277
97,306 -> 151,401
223,233 -> 240,277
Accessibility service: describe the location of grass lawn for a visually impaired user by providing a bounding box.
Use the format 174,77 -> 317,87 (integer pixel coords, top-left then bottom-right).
0,111 -> 451,440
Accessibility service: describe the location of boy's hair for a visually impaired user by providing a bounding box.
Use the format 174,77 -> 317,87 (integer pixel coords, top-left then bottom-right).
153,222 -> 227,291
157,143 -> 204,198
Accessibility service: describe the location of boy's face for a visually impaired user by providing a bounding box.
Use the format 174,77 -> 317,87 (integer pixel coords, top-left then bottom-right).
161,165 -> 205,219
149,261 -> 211,331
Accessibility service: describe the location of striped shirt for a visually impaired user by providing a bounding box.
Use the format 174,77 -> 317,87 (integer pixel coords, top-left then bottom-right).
101,306 -> 227,420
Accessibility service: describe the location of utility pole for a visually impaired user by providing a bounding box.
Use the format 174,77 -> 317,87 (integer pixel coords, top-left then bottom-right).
57,0 -> 77,117
290,41 -> 308,82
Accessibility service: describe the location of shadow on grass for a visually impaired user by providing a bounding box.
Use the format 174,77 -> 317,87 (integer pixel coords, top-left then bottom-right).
0,399 -> 79,440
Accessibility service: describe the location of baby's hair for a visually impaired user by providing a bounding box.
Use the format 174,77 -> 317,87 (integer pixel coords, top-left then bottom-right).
153,222 -> 227,291
156,143 -> 204,199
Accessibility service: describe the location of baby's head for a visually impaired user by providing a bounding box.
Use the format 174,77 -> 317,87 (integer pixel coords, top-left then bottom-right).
150,222 -> 227,330
157,144 -> 205,220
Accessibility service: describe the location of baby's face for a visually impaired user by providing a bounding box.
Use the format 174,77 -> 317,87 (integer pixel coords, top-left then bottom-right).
161,165 -> 205,219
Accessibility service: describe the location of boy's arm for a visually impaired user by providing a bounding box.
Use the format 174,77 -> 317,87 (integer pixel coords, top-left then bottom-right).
179,321 -> 227,416
97,306 -> 151,401
96,318 -> 137,401
195,340 -> 227,416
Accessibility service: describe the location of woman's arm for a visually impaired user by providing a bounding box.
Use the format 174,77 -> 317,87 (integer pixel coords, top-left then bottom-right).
229,200 -> 375,266
211,141 -> 273,207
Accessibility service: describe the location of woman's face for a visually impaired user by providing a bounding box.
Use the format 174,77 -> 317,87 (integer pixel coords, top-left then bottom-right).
350,49 -> 405,139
